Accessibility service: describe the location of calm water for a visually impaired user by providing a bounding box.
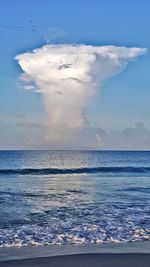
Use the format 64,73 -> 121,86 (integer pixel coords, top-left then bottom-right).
0,150 -> 150,247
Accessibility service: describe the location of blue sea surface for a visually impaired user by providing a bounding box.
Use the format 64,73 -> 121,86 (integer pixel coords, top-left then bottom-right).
0,150 -> 150,247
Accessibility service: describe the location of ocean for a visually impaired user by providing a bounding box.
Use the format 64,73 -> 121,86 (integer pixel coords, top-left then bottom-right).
0,150 -> 150,247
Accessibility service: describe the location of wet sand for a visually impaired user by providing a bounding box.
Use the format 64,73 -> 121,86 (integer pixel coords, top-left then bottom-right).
0,242 -> 150,266
1,253 -> 150,267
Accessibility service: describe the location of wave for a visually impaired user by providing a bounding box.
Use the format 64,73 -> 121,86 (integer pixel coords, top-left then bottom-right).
0,166 -> 150,175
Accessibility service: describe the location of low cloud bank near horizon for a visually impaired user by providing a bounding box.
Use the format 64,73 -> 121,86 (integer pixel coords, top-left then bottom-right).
1,119 -> 150,150
16,44 -> 146,148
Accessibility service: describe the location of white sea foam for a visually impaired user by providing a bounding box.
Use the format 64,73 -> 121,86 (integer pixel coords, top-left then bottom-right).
0,224 -> 150,247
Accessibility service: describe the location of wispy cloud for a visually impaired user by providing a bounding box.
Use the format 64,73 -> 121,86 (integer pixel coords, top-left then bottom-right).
44,27 -> 66,44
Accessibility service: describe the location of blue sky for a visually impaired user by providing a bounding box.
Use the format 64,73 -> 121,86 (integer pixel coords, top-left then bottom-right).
0,0 -> 150,149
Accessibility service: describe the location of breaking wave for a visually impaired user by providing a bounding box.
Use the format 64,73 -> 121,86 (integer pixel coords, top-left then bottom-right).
0,166 -> 150,175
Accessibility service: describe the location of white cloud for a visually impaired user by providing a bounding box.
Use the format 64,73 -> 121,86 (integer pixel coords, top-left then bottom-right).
16,44 -> 146,147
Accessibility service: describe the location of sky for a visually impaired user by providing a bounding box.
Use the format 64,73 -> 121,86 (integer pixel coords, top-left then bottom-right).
0,0 -> 150,150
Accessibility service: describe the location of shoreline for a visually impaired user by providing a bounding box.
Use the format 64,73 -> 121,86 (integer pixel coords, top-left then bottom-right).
1,253 -> 150,267
0,241 -> 150,261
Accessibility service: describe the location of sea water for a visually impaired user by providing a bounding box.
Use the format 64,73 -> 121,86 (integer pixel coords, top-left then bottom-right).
0,150 -> 150,247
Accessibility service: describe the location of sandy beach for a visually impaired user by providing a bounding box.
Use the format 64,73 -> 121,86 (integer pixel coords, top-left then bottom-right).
0,242 -> 150,267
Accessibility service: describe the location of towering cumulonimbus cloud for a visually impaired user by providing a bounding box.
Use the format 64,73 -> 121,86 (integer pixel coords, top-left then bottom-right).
16,44 -> 146,146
